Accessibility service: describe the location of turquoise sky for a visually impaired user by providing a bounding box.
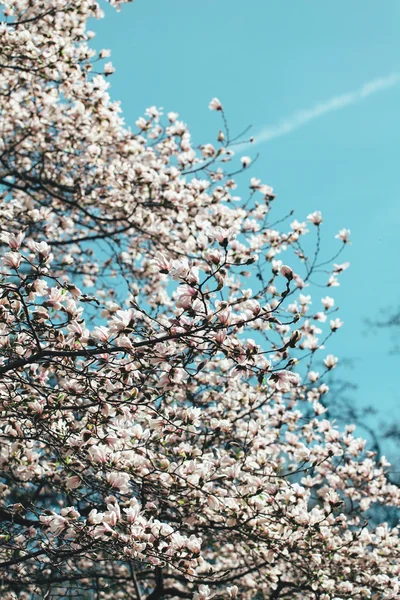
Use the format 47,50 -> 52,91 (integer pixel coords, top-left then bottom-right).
93,0 -> 400,439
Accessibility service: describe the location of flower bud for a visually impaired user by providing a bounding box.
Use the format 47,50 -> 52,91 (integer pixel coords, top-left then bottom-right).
280,265 -> 293,281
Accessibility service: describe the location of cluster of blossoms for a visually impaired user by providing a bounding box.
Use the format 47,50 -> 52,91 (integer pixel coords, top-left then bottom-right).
0,1 -> 398,600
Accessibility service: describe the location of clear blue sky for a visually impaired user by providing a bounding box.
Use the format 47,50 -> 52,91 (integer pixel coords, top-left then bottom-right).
93,0 -> 400,437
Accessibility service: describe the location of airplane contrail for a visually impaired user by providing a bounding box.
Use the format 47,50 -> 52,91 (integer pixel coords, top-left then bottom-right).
252,73 -> 400,146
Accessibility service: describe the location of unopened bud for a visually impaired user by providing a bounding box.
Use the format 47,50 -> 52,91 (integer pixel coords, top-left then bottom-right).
280,265 -> 293,281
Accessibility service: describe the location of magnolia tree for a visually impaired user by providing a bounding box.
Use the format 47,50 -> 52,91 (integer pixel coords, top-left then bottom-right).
0,1 -> 399,599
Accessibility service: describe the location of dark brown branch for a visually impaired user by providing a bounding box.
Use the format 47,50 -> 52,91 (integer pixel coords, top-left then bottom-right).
146,567 -> 164,600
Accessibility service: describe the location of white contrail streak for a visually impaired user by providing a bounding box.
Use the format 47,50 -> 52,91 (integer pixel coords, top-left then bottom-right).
253,73 -> 400,146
